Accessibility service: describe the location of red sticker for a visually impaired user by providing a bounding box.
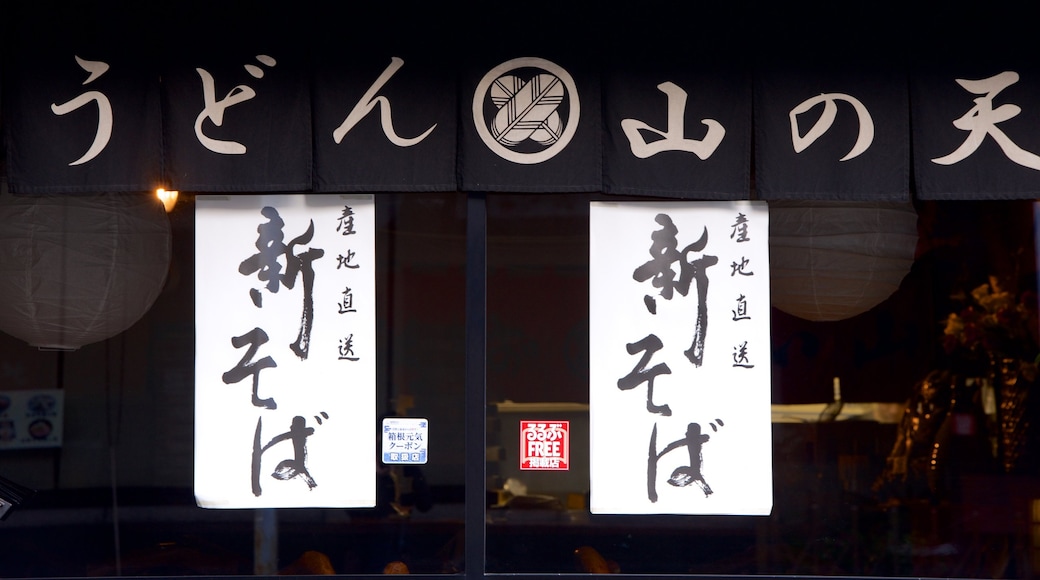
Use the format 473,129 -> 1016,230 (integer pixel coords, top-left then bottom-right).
519,420 -> 569,471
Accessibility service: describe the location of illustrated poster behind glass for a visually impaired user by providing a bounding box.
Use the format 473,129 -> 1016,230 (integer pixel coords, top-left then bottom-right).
589,201 -> 772,515
194,194 -> 375,508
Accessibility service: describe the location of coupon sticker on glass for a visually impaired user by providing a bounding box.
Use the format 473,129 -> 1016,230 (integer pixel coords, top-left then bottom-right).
382,418 -> 428,465
520,421 -> 569,471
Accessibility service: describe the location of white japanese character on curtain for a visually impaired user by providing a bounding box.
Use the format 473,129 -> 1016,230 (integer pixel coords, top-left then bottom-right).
50,56 -> 113,166
932,71 -> 1040,171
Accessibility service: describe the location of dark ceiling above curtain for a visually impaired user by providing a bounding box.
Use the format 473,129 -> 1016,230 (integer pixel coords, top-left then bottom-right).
2,0 -> 1039,200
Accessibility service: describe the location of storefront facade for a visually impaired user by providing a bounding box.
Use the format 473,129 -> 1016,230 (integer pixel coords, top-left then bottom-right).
2,1 -> 1040,578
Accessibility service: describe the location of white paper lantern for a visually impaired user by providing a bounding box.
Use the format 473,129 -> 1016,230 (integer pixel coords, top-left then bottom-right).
769,201 -> 918,321
0,193 -> 171,350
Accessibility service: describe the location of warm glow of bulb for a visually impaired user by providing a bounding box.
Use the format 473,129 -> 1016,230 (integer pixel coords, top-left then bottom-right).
156,188 -> 179,213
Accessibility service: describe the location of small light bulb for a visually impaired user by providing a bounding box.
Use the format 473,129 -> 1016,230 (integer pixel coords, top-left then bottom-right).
156,188 -> 179,213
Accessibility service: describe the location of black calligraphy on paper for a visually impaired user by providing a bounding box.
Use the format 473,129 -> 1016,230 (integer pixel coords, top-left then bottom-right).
338,287 -> 356,314
730,256 -> 754,277
223,327 -> 278,409
618,334 -> 672,416
730,213 -> 750,242
335,204 -> 362,362
251,413 -> 328,497
732,294 -> 750,321
336,250 -> 359,269
613,208 -> 755,505
237,207 -> 326,360
647,419 -> 724,502
337,206 -> 357,235
631,213 -> 718,366
338,334 -> 359,361
728,211 -> 757,369
732,341 -> 754,368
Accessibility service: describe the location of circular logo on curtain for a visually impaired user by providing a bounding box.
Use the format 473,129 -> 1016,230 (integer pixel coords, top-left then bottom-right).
472,57 -> 580,164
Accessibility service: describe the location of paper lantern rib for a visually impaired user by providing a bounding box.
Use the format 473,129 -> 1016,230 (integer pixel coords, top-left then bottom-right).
0,194 -> 171,350
769,201 -> 918,322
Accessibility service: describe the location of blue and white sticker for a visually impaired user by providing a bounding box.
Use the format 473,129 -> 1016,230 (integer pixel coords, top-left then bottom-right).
381,417 -> 428,464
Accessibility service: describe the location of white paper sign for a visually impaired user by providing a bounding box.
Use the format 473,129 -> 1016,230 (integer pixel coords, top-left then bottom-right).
589,201 -> 772,515
195,194 -> 375,508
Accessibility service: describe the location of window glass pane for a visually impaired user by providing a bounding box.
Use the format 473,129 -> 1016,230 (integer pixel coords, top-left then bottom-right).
0,193 -> 466,577
486,193 -> 595,573
487,195 -> 1040,577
